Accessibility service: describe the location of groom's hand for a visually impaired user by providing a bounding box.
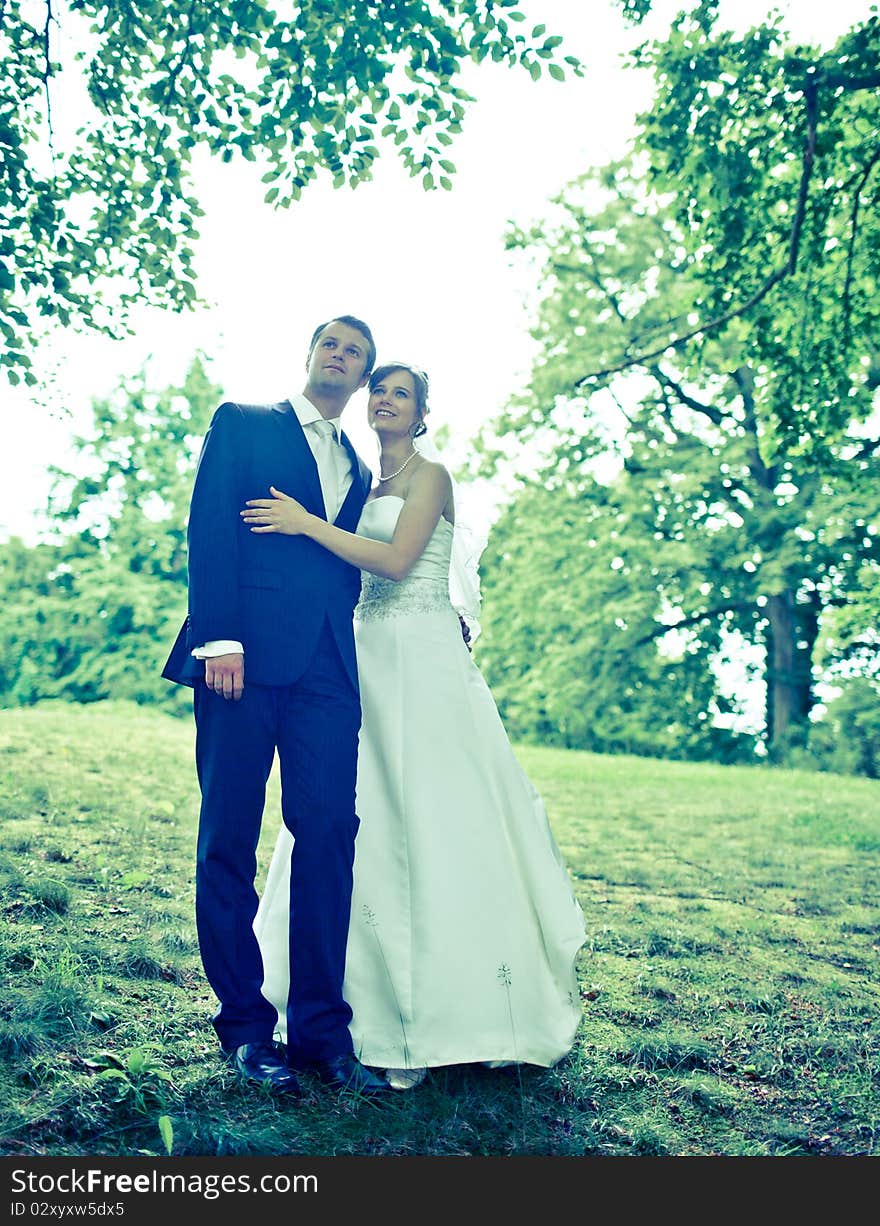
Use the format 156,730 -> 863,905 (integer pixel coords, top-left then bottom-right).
205,653 -> 244,701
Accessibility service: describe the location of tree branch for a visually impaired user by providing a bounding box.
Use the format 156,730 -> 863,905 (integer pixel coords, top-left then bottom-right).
608,386 -> 636,426
163,1 -> 201,108
576,78 -> 820,387
730,364 -> 776,490
634,600 -> 755,648
580,242 -> 627,322
815,70 -> 880,92
851,436 -> 880,463
575,272 -> 790,386
650,366 -> 726,425
42,0 -> 56,157
842,142 -> 880,350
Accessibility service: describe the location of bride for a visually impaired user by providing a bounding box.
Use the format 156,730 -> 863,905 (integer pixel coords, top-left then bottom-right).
242,362 -> 585,1089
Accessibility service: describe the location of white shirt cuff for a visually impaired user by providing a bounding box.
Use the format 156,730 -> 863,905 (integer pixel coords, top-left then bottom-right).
192,640 -> 244,658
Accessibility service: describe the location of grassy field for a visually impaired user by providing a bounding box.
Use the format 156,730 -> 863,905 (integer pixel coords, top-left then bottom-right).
0,700 -> 878,1158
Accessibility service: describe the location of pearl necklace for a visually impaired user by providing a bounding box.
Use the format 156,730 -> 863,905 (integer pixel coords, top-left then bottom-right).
377,448 -> 418,483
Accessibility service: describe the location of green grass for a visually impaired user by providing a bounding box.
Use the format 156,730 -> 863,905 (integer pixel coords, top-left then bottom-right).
0,700 -> 878,1157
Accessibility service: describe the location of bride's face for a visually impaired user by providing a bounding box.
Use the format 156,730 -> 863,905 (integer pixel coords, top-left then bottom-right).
368,370 -> 421,438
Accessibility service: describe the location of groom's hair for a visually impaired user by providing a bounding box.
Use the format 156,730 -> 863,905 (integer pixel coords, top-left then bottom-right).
308,315 -> 376,376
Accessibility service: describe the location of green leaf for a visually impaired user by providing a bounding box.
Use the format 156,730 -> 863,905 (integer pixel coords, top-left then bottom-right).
158,1116 -> 174,1155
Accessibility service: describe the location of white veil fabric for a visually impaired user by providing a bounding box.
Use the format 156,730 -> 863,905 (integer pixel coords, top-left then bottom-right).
414,434 -> 486,644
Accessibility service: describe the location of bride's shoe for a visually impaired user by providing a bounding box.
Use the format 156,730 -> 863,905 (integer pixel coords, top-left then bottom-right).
385,1066 -> 427,1090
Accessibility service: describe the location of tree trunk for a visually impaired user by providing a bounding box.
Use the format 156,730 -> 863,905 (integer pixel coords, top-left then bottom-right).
764,590 -> 819,753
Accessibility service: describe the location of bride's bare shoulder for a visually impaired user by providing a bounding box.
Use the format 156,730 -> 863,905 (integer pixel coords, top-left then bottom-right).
411,457 -> 451,489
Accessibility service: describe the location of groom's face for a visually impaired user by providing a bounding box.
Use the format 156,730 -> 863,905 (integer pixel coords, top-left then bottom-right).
306,322 -> 371,397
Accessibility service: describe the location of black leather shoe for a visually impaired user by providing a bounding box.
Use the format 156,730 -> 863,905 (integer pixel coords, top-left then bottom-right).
226,1042 -> 302,1095
306,1053 -> 390,1096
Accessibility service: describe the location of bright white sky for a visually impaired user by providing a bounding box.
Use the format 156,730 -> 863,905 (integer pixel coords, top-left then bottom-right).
0,0 -> 871,542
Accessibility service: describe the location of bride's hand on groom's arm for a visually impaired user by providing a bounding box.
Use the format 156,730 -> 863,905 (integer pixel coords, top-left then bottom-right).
241,487 -> 312,536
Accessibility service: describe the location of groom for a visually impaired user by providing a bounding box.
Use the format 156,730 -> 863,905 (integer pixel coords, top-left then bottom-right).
162,315 -> 388,1097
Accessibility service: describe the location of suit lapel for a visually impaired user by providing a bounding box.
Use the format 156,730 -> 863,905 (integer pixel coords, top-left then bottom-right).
337,431 -> 372,525
340,431 -> 375,522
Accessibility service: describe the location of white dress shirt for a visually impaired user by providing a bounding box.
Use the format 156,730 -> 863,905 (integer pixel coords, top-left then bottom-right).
289,392 -> 353,522
193,394 -> 353,660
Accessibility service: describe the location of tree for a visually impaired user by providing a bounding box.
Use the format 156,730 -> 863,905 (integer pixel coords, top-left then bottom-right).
807,678 -> 880,778
579,5 -> 880,461
1,0 -> 580,386
474,8 -> 880,762
0,356 -> 219,708
475,478 -> 756,762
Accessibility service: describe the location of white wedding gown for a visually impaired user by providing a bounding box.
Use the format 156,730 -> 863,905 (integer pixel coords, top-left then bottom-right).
253,496 -> 586,1071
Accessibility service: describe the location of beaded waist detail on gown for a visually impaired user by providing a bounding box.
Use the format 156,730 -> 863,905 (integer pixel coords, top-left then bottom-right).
354,496 -> 454,623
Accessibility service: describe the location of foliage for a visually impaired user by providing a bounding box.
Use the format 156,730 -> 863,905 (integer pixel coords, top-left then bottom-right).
88,1047 -> 175,1115
818,551 -> 880,683
619,6 -> 880,460
807,679 -> 880,779
1,0 -> 580,386
0,356 -> 218,708
474,9 -> 880,762
1,700 -> 878,1157
476,478 -> 757,762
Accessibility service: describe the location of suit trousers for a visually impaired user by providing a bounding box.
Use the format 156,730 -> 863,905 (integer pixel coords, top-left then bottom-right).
193,619 -> 361,1059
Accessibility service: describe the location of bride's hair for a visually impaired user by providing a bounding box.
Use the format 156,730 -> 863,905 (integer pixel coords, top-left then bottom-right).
368,362 -> 429,437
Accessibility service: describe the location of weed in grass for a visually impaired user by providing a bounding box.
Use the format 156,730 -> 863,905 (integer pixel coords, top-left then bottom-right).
0,784 -> 52,821
626,1032 -> 714,1073
160,931 -> 198,957
0,856 -> 24,895
644,930 -> 722,957
115,945 -> 177,982
32,784 -> 51,811
636,976 -> 677,1002
4,837 -> 31,854
86,1048 -> 176,1116
726,989 -> 784,1015
362,905 -> 412,1071
764,1119 -> 818,1155
0,1018 -> 43,1060
0,801 -> 28,822
0,980 -> 95,1060
24,978 -> 95,1041
45,847 -> 73,864
121,869 -> 152,890
147,882 -> 174,899
24,879 -> 70,915
630,1123 -> 672,1155
0,946 -> 103,1055
157,1114 -> 174,1155
841,922 -> 880,935
497,962 -> 527,1143
5,948 -> 36,972
679,1073 -> 738,1116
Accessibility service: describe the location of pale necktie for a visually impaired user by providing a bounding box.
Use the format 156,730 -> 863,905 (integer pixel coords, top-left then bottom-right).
309,417 -> 344,521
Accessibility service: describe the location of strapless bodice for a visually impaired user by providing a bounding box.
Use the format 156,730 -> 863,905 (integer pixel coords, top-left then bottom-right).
354,496 -> 454,622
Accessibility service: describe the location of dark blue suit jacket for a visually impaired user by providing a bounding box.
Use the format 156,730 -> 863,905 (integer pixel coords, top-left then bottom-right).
162,399 -> 372,691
